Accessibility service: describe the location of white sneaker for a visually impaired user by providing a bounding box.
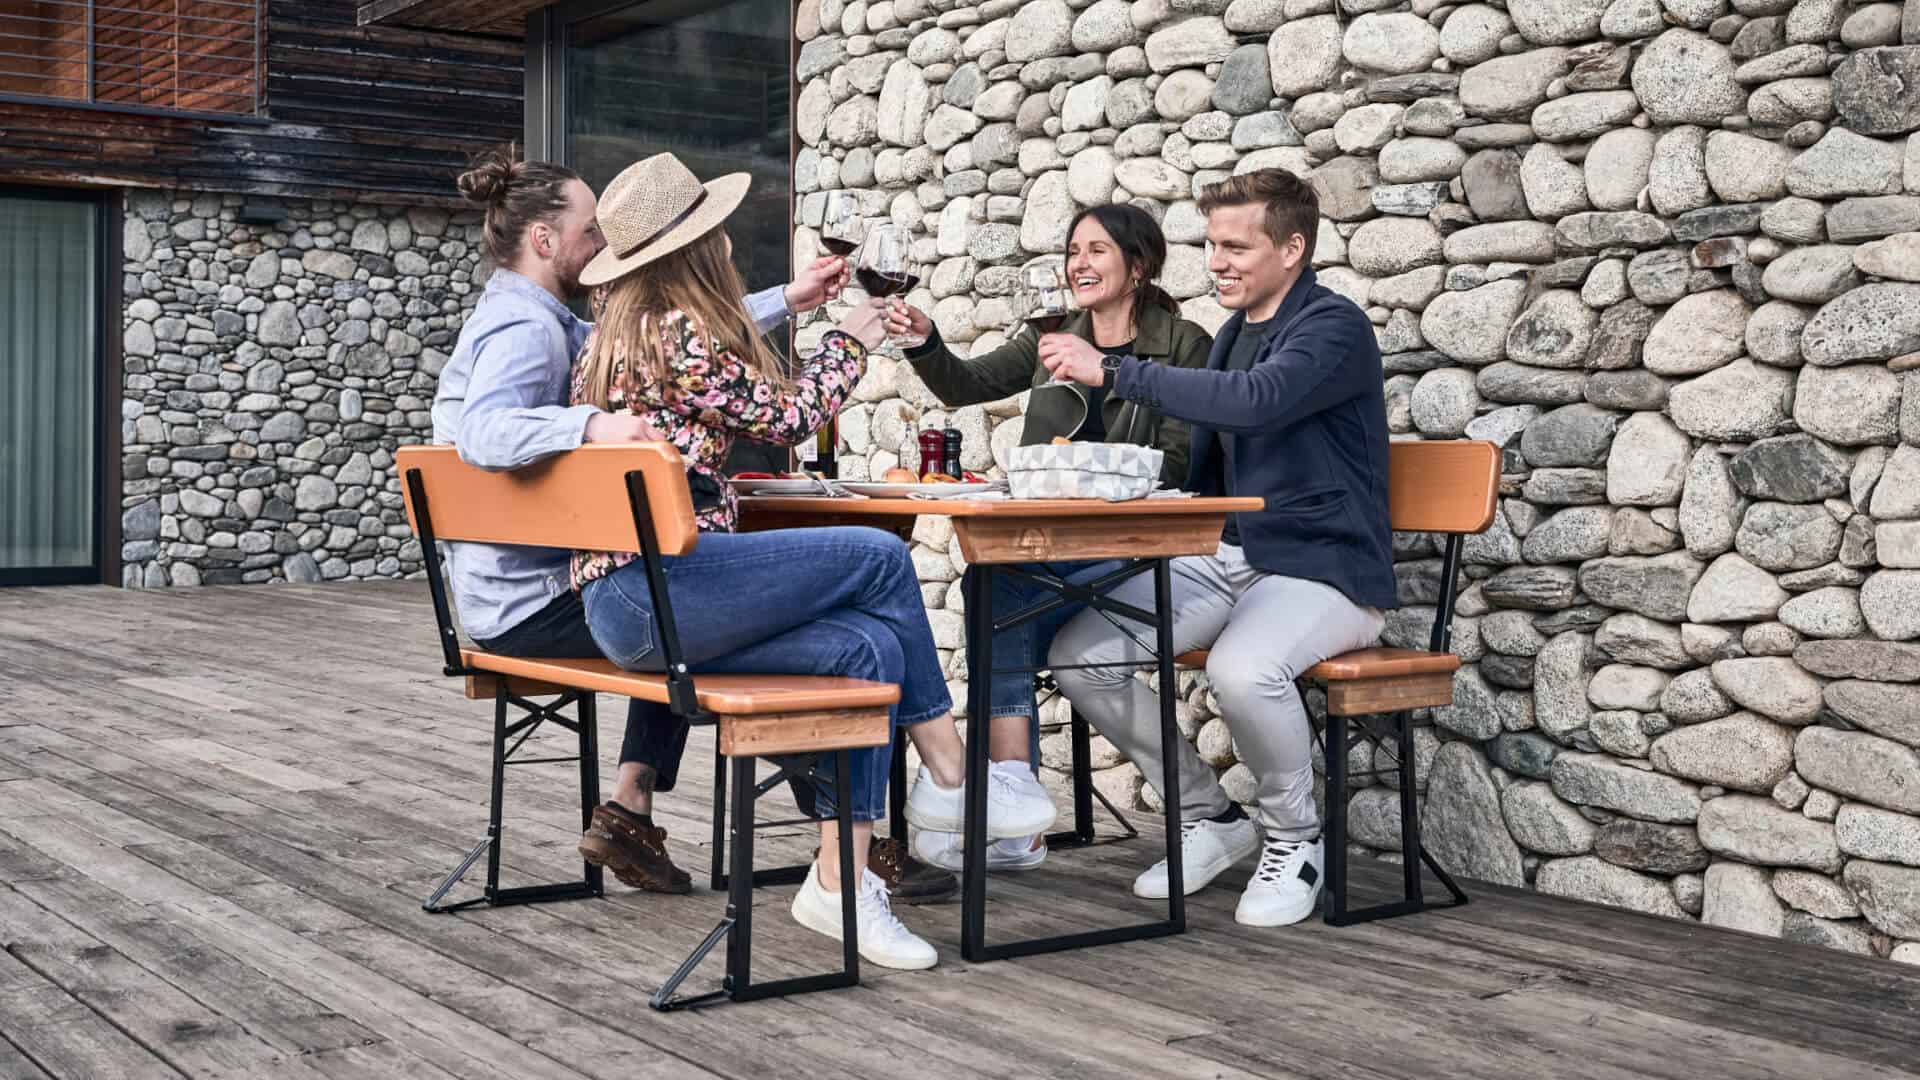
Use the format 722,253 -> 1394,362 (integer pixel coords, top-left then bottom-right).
912,828 -> 1048,873
904,763 -> 1057,840
1235,835 -> 1325,927
1131,814 -> 1260,899
791,865 -> 938,970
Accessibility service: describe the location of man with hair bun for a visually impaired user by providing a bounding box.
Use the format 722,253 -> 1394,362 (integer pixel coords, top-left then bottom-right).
430,144 -> 848,893
1040,167 -> 1396,928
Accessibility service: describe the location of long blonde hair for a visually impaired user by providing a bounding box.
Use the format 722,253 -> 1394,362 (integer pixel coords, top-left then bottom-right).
575,227 -> 792,412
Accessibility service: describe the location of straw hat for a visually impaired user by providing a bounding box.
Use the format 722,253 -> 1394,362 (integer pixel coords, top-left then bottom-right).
579,153 -> 750,287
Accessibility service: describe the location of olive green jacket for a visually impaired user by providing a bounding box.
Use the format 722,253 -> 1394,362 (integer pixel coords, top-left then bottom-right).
903,304 -> 1214,487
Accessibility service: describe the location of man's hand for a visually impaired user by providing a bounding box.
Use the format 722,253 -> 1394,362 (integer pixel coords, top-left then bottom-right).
1038,333 -> 1107,387
584,411 -> 668,444
785,256 -> 850,314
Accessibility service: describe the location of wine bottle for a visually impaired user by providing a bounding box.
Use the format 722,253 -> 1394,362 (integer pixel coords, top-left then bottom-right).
815,419 -> 838,478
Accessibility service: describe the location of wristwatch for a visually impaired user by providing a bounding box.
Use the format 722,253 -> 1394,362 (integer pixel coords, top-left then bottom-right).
1100,353 -> 1124,388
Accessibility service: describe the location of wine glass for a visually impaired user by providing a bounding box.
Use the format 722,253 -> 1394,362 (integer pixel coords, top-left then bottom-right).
856,223 -> 921,355
1015,262 -> 1077,336
1017,262 -> 1080,387
820,190 -> 864,260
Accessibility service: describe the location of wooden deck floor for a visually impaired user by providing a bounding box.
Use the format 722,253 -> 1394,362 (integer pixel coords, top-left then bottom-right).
2,583 -> 1918,1079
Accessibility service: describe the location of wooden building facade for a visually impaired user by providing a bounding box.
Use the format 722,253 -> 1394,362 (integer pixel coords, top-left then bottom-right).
1,0 -> 795,589
0,0 -> 525,588
0,0 -> 523,202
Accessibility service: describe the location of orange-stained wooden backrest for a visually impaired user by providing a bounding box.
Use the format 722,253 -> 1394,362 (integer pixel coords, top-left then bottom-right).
395,444 -> 699,556
1387,440 -> 1500,535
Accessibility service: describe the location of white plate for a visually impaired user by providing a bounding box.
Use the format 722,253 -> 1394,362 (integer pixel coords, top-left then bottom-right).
837,481 -> 1000,498
728,477 -> 828,495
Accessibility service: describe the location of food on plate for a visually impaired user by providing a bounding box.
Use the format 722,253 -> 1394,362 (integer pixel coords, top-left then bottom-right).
882,467 -> 918,483
732,471 -> 811,480
921,472 -> 960,483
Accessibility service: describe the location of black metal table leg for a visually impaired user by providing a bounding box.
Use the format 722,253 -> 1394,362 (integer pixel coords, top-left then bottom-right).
961,564 -> 993,961
1153,557 -> 1185,930
960,557 -> 1185,963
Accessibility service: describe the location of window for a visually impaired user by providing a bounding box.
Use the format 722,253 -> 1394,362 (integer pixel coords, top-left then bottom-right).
552,0 -> 792,296
0,189 -> 102,585
532,0 -> 795,472
0,0 -> 262,116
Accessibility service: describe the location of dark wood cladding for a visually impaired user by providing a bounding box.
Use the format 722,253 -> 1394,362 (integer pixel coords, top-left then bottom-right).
0,0 -> 523,204
358,0 -> 544,36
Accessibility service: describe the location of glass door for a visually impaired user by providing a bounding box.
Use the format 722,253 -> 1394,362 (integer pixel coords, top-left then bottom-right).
560,0 -> 792,294
0,189 -> 100,585
535,0 -> 795,473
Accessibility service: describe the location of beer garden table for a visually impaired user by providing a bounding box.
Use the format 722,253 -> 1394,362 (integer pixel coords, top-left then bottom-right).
737,493 -> 1263,963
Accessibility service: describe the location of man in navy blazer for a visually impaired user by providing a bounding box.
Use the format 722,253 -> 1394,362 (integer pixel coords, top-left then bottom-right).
1039,168 -> 1395,927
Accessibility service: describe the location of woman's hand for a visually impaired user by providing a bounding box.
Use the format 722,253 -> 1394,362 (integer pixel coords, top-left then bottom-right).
883,300 -> 933,342
836,298 -> 889,349
1038,333 -> 1106,386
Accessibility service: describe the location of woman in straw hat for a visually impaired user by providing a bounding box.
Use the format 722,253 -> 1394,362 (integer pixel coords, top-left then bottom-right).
567,154 -> 1056,970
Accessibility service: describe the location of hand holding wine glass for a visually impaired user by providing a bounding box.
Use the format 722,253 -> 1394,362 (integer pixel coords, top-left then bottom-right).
835,298 -> 889,350
855,223 -> 922,354
883,301 -> 932,342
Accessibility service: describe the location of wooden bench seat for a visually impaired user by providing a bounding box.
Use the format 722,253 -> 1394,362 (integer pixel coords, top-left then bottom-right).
461,652 -> 896,756
1174,646 -> 1461,716
1162,440 -> 1499,926
398,441 -> 893,1006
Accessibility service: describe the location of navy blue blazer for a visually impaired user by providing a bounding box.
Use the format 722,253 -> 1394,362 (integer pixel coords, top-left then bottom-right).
1111,268 -> 1398,611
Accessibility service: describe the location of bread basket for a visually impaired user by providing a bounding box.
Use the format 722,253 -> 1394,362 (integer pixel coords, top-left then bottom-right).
1005,441 -> 1163,501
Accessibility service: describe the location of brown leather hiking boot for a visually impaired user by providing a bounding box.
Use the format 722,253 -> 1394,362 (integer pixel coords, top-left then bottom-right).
869,835 -> 957,905
579,802 -> 692,894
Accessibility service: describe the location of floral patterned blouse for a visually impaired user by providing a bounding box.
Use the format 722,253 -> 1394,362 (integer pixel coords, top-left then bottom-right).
567,304 -> 866,590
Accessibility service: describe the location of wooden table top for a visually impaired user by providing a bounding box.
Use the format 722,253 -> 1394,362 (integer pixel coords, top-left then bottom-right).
738,495 -> 1264,518
737,495 -> 1263,564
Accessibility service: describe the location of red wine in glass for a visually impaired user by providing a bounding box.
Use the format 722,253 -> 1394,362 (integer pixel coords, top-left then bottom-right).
1027,313 -> 1070,334
820,236 -> 859,257
856,269 -> 919,297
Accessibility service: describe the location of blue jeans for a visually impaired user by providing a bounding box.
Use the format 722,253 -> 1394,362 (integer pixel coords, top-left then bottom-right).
973,560 -> 1123,768
581,526 -> 953,822
475,590 -> 688,791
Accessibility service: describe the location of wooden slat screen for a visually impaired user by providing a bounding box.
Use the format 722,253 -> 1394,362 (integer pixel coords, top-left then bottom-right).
0,0 -> 260,115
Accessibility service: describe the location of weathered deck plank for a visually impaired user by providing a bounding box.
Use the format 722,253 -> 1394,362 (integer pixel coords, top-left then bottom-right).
2,582 -> 1919,1080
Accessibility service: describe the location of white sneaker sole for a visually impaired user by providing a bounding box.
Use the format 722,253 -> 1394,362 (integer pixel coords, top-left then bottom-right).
920,845 -> 1049,874
905,794 -> 1058,841
1235,888 -> 1322,927
790,892 -> 938,971
1132,834 -> 1260,900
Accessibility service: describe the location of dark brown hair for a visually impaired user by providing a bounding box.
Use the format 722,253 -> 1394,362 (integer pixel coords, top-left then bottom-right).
1197,168 -> 1319,265
1066,203 -> 1181,328
456,142 -> 584,265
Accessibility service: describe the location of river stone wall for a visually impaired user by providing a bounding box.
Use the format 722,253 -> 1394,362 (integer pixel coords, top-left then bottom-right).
794,0 -> 1920,964
119,190 -> 484,587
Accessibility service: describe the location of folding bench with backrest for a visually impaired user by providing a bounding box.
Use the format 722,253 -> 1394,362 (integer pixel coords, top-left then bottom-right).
397,442 -> 900,1009
1158,439 -> 1500,924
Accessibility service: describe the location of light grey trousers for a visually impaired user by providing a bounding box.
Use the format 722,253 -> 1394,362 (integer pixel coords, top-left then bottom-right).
1048,545 -> 1385,841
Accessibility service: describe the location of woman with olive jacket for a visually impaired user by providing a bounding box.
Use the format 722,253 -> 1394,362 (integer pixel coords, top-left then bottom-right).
882,202 -> 1213,877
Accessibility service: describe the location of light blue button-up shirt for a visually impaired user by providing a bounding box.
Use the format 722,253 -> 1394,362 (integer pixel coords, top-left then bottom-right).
431,267 -> 791,641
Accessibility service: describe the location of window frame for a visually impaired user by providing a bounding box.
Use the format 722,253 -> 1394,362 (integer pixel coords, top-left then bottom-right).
0,0 -> 269,122
0,184 -> 121,588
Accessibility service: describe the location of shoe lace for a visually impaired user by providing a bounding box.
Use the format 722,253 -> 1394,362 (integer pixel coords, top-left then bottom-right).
1250,837 -> 1309,887
986,766 -> 1021,803
857,873 -> 912,941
